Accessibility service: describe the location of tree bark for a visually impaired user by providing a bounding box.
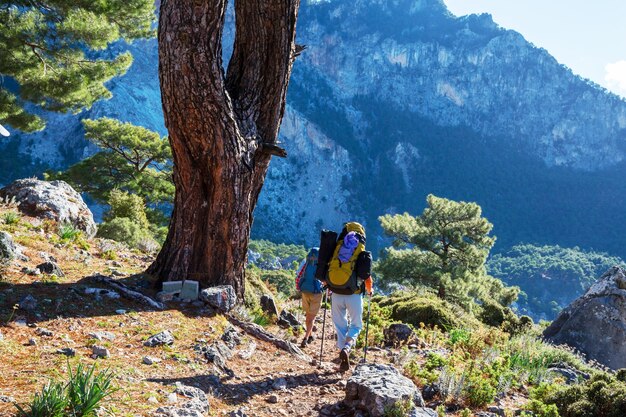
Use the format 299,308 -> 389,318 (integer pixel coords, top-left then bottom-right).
148,0 -> 301,300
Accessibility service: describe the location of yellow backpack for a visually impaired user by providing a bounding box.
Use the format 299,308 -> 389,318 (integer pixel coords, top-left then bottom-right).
327,222 -> 366,294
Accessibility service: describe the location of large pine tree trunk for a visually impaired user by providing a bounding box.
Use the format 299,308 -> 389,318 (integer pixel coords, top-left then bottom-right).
148,0 -> 301,299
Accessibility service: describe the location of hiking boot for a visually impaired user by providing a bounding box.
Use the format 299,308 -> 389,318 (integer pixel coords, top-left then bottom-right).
300,338 -> 308,348
307,335 -> 314,344
339,348 -> 351,372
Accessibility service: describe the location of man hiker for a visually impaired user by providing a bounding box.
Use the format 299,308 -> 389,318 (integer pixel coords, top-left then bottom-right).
295,247 -> 324,348
317,222 -> 373,372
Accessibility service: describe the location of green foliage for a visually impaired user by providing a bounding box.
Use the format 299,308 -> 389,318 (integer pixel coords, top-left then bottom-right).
14,381 -> 67,417
259,269 -> 296,299
1,3 -> 155,131
383,399 -> 414,417
356,300 -> 395,348
487,244 -> 625,319
376,194 -> 518,309
532,373 -> 626,417
478,299 -> 534,335
58,223 -> 81,242
14,363 -> 117,417
2,211 -> 20,225
523,399 -> 561,417
48,118 -> 174,223
405,351 -> 448,385
244,269 -> 274,310
97,190 -> 157,249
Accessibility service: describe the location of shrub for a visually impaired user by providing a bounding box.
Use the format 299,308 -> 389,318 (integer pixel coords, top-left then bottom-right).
260,269 -> 296,298
14,381 -> 67,417
58,223 -> 82,241
98,217 -> 149,248
244,269 -> 274,309
105,189 -> 150,229
391,298 -> 460,329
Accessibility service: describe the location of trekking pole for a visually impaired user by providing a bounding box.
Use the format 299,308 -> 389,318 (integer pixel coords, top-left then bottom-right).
318,288 -> 328,367
362,294 -> 372,363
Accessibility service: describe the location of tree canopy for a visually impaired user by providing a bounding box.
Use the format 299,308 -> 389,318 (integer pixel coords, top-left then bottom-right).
48,117 -> 173,216
0,1 -> 155,131
376,194 -> 518,308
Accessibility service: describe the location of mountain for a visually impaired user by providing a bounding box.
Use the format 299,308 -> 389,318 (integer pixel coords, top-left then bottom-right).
3,0 -> 626,258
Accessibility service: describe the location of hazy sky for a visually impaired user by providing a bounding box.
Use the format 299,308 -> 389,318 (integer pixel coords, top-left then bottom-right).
443,0 -> 626,98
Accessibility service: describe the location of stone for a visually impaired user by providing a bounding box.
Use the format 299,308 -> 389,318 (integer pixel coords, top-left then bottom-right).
546,366 -> 585,384
228,409 -> 249,417
0,331 -> 3,341
475,413 -> 498,417
147,396 -> 159,404
144,330 -> 175,347
88,331 -> 116,341
260,295 -> 279,316
543,266 -> 626,370
409,408 -> 438,417
272,378 -> 288,390
487,406 -> 506,417
0,231 -> 17,263
28,338 -> 37,346
35,328 -> 53,337
277,309 -> 303,330
0,395 -> 15,403
143,356 -> 162,365
421,383 -> 440,401
0,179 -> 97,238
115,309 -> 127,315
267,394 -> 279,404
36,261 -> 64,277
345,363 -> 424,417
238,341 -> 257,360
19,294 -> 37,311
221,326 -> 241,349
180,281 -> 200,301
200,285 -> 237,312
384,323 -> 414,346
156,291 -> 175,302
174,382 -> 209,412
84,288 -> 120,300
56,347 -> 76,356
92,345 -> 110,358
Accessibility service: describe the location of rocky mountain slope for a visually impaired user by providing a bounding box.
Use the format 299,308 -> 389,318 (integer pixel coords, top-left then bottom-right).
3,0 -> 626,256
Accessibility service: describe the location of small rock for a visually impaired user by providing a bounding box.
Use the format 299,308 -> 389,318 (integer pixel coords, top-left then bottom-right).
487,406 -> 506,417
238,341 -> 257,360
167,393 -> 178,404
221,326 -> 241,349
384,323 -> 414,346
260,295 -> 279,316
35,328 -> 53,337
267,394 -> 279,404
19,294 -> 38,311
147,396 -> 159,404
272,378 -> 287,390
144,330 -> 174,347
36,261 -> 65,277
84,288 -> 120,300
156,291 -> 175,302
92,345 -> 110,358
199,285 -> 237,312
409,408 -> 438,417
88,331 -> 116,341
0,395 -> 16,403
0,331 -> 3,341
56,347 -> 76,356
143,356 -> 162,365
421,383 -> 440,401
277,309 -> 303,330
28,338 -> 37,346
115,309 -> 127,315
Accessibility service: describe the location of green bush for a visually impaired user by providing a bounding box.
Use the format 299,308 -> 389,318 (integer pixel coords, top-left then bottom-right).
104,189 -> 150,229
260,269 -> 296,298
391,297 -> 460,329
2,211 -> 20,225
98,217 -> 149,248
244,269 -> 274,309
14,381 -> 67,417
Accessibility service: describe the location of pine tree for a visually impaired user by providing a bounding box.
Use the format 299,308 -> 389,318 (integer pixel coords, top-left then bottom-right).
0,1 -> 155,132
47,117 -> 173,224
377,194 -> 518,307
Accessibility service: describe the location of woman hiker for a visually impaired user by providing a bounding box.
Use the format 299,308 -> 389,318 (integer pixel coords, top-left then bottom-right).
295,247 -> 324,348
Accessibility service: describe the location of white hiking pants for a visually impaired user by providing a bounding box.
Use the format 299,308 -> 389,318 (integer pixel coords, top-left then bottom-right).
331,292 -> 363,349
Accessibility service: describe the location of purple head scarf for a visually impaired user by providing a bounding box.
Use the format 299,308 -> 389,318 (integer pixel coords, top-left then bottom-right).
338,231 -> 359,262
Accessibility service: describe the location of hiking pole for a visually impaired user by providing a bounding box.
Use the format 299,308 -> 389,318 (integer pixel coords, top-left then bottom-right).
318,288 -> 328,367
362,294 -> 372,363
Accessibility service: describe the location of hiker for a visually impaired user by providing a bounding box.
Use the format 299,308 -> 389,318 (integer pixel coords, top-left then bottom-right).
318,222 -> 373,372
295,247 -> 324,348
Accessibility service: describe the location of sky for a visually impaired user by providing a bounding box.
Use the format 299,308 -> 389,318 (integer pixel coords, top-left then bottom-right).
443,0 -> 626,98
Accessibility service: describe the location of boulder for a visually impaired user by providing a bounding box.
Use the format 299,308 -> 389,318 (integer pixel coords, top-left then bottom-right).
36,261 -> 64,277
345,363 -> 425,417
384,323 -> 414,346
0,232 -> 17,263
543,266 -> 626,370
200,285 -> 237,312
0,179 -> 97,238
260,294 -> 279,316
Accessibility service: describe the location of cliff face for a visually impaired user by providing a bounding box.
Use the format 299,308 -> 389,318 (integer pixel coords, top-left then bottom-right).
3,0 -> 626,253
